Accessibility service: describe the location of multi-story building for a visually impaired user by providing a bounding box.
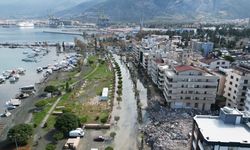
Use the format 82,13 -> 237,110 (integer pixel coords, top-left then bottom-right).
224,63 -> 250,111
199,58 -> 230,70
163,65 -> 218,110
191,40 -> 214,57
191,107 -> 250,150
245,89 -> 250,112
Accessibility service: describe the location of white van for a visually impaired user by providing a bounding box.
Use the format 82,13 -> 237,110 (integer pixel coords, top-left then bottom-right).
69,128 -> 85,137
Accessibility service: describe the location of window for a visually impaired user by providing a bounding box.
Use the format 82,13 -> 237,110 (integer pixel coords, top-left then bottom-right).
243,86 -> 247,90
233,96 -> 236,99
194,103 -> 199,108
222,62 -> 225,65
234,90 -> 237,94
229,87 -> 232,91
241,92 -> 246,96
228,93 -> 231,96
217,62 -> 220,65
240,99 -> 245,102
228,103 -> 231,107
204,91 -> 207,94
235,84 -> 238,87
230,76 -> 234,79
229,81 -> 233,85
236,78 -> 239,81
244,80 -> 248,84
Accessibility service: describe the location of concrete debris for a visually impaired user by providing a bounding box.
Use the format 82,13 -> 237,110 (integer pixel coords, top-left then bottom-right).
142,100 -> 219,150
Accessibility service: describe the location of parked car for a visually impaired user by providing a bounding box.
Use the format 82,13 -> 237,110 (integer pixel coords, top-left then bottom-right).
93,136 -> 105,142
69,128 -> 85,137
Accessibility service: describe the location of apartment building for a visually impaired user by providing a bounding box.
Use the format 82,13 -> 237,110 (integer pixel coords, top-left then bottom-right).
224,63 -> 250,111
163,65 -> 218,111
199,58 -> 230,70
245,89 -> 250,112
191,107 -> 250,150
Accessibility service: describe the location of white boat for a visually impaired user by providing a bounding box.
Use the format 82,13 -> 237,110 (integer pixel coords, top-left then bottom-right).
17,22 -> 34,27
9,76 -> 17,82
17,68 -> 26,74
13,74 -> 20,79
37,67 -> 43,73
6,99 -> 21,106
23,51 -> 28,54
0,110 -> 11,117
22,58 -> 36,62
0,76 -> 5,84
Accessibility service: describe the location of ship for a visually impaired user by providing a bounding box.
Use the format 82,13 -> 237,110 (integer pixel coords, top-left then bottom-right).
17,22 -> 34,27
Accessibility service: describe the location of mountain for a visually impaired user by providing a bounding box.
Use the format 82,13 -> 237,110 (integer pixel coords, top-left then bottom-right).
58,0 -> 250,22
0,0 -> 87,18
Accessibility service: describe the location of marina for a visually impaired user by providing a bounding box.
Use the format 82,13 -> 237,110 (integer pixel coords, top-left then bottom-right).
0,27 -> 81,113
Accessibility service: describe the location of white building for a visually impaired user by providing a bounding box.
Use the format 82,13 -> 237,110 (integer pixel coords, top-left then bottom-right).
163,65 -> 218,110
245,89 -> 250,112
192,107 -> 250,150
199,58 -> 230,70
224,64 -> 250,111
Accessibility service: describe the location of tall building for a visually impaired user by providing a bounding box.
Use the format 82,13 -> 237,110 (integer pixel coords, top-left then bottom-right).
191,107 -> 250,150
245,89 -> 250,112
163,65 -> 218,110
224,63 -> 250,111
191,40 -> 214,57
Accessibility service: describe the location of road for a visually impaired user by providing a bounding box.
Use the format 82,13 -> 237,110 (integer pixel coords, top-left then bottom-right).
110,54 -> 139,150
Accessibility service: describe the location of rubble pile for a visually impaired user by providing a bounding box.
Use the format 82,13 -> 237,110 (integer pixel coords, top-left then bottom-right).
143,101 -> 218,150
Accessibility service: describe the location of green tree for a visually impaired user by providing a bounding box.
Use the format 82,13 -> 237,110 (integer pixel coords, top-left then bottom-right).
44,85 -> 58,93
54,113 -> 80,136
46,143 -> 56,150
224,55 -> 235,62
35,99 -> 48,108
7,124 -> 33,145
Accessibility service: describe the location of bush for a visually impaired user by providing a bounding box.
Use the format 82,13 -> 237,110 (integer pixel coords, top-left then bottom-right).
117,89 -> 122,95
7,124 -> 33,146
88,60 -> 94,65
118,76 -> 122,80
105,146 -> 114,150
100,112 -> 109,124
110,132 -> 116,139
35,100 -> 48,108
79,115 -> 88,124
53,131 -> 64,141
54,113 -> 80,136
95,116 -> 99,121
46,143 -> 56,150
44,85 -> 58,93
117,96 -> 122,102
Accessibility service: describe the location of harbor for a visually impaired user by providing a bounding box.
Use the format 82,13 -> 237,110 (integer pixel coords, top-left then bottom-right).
0,27 -> 81,113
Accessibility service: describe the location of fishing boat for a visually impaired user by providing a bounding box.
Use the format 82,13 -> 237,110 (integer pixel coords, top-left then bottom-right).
36,67 -> 43,73
9,76 -> 17,82
0,110 -> 11,117
17,68 -> 26,74
22,58 -> 36,62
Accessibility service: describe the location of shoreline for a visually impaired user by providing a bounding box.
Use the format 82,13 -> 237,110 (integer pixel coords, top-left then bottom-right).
0,72 -> 60,147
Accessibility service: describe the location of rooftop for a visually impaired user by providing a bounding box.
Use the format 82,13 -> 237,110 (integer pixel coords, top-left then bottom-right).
199,58 -> 226,65
174,65 -> 203,73
194,115 -> 250,144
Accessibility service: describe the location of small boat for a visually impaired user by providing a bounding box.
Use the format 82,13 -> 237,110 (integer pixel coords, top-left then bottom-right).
0,76 -> 5,84
17,68 -> 26,74
6,99 -> 21,106
37,67 -> 43,73
7,105 -> 16,110
15,93 -> 29,99
23,51 -> 28,54
9,76 -> 17,82
2,70 -> 12,78
22,58 -> 36,62
0,110 -> 11,117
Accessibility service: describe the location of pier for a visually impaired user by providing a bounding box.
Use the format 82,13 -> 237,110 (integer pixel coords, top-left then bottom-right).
0,42 -> 59,48
43,30 -> 83,36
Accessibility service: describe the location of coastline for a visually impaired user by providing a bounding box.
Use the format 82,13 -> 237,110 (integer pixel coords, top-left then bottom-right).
0,72 -> 60,148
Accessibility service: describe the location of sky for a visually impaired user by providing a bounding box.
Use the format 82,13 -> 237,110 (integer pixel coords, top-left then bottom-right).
0,0 -> 88,18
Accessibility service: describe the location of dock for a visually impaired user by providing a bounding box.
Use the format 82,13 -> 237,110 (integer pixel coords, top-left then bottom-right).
43,30 -> 83,36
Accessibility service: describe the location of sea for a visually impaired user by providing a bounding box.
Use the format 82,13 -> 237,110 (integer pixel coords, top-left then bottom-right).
0,27 -> 81,113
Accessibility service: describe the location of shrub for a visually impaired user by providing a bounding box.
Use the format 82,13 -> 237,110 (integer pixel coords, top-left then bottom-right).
35,100 -> 48,108
117,89 -> 122,95
100,112 -> 109,124
79,115 -> 88,124
53,131 -> 64,141
118,80 -> 122,84
117,85 -> 122,89
105,146 -> 114,150
44,85 -> 58,93
46,143 -> 56,150
110,132 -> 116,139
117,96 -> 122,102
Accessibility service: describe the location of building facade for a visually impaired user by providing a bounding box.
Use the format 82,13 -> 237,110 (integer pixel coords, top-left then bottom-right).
163,65 -> 218,110
245,89 -> 250,112
224,64 -> 250,111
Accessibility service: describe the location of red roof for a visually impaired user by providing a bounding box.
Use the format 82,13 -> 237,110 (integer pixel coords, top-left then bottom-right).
174,65 -> 203,72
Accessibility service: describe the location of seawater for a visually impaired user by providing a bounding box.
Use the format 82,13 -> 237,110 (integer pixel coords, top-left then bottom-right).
0,27 -> 80,112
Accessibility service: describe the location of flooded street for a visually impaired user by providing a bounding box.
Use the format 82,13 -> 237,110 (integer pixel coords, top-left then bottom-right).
111,54 -> 139,150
